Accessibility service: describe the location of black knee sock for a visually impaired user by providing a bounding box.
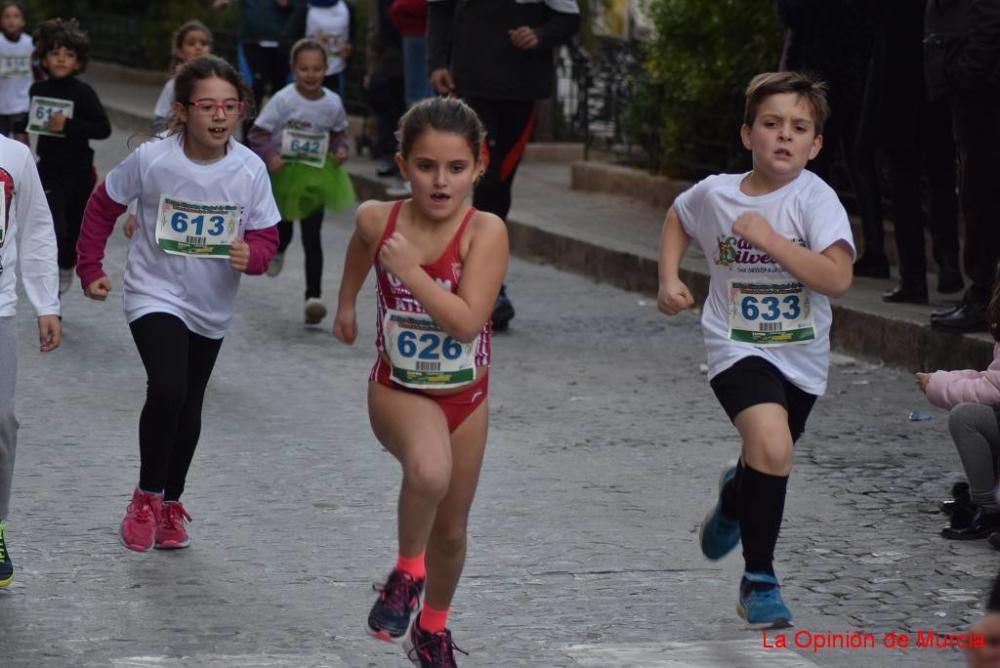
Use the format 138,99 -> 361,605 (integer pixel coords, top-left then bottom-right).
720,459 -> 744,519
739,464 -> 788,576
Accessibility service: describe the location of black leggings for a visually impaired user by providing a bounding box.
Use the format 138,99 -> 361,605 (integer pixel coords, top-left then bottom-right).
39,164 -> 95,269
466,97 -> 537,222
277,208 -> 324,299
130,313 -> 223,501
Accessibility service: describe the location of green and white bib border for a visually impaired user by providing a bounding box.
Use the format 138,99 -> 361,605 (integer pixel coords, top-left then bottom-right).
27,96 -> 74,137
384,309 -> 477,390
155,195 -> 239,259
280,128 -> 328,169
727,278 -> 815,346
0,55 -> 30,77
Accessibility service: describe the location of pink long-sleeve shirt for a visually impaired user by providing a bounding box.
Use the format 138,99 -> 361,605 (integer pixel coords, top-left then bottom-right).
925,343 -> 1000,408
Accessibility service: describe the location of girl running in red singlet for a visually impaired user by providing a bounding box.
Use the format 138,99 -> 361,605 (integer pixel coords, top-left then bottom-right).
332,97 -> 507,668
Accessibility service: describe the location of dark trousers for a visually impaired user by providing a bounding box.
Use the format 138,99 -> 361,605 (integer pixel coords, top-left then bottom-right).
882,99 -> 959,286
372,75 -> 406,160
466,97 -> 537,222
953,92 -> 1000,305
130,313 -> 223,502
277,209 -> 324,300
39,163 -> 95,269
242,42 -> 290,108
807,72 -> 884,257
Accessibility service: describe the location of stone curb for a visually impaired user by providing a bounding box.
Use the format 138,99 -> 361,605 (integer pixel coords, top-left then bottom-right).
92,91 -> 993,372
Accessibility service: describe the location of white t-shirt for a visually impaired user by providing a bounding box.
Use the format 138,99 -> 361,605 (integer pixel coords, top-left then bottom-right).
253,83 -> 348,155
104,134 -> 280,338
0,33 -> 33,116
673,170 -> 856,396
306,3 -> 351,76
0,135 -> 59,317
153,78 -> 175,127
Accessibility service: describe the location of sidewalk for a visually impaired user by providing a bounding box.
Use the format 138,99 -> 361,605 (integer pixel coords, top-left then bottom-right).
84,63 -> 994,372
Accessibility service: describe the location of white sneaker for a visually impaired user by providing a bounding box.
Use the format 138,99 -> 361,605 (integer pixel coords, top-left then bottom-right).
304,298 -> 327,325
59,268 -> 73,295
266,252 -> 285,278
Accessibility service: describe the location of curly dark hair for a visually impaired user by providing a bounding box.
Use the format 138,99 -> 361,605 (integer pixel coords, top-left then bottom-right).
33,17 -> 90,74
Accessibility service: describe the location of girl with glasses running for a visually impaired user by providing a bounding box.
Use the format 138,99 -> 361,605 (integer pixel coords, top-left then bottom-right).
75,55 -> 280,553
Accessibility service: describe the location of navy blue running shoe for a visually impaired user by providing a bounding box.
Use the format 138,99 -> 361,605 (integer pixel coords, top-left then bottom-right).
738,571 -> 792,629
699,461 -> 740,560
367,569 -> 425,641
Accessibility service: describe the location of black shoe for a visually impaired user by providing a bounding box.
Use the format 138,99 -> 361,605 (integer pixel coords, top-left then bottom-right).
882,283 -> 928,304
930,302 -> 988,333
0,522 -> 11,588
491,286 -> 515,332
405,614 -> 468,667
931,304 -> 962,320
937,257 -> 964,294
940,481 -> 971,515
942,507 -> 1000,540
854,252 -> 891,279
989,530 -> 1000,550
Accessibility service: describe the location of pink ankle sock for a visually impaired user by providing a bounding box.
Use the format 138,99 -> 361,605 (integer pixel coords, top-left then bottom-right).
418,604 -> 449,633
395,551 -> 426,580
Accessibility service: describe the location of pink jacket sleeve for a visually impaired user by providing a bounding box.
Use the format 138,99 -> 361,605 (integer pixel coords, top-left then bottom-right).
244,226 -> 279,276
76,182 -> 127,289
925,343 -> 1000,408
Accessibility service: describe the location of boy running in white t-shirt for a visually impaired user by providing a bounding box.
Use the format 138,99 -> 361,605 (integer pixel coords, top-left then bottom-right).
658,71 -> 855,628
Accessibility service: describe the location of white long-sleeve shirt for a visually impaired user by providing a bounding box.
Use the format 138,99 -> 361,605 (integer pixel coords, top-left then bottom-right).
0,135 -> 59,317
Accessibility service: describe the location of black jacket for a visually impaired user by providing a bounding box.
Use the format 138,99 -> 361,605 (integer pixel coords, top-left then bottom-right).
925,0 -> 1000,98
427,0 -> 580,101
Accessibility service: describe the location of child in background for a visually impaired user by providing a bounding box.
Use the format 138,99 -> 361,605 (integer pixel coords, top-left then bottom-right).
658,72 -> 854,628
76,55 -> 279,553
248,38 -> 354,325
333,97 -> 508,668
918,275 -> 1000,542
15,18 -> 110,296
124,20 -> 212,240
283,0 -> 353,96
0,132 -> 62,587
0,2 -> 33,142
153,20 -> 212,132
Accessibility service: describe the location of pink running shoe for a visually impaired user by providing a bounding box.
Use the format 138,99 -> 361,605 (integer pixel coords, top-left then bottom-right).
120,488 -> 163,552
155,501 -> 192,549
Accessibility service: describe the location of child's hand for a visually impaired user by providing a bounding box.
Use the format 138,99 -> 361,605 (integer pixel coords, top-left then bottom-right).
123,214 -> 136,239
508,26 -> 539,50
333,306 -> 357,344
916,372 -> 930,393
47,112 -> 66,134
658,278 -> 695,316
732,211 -> 775,250
37,315 -> 61,352
229,239 -> 250,272
966,612 -> 1000,667
84,276 -> 112,301
334,146 -> 348,165
379,232 -> 420,281
267,155 -> 284,172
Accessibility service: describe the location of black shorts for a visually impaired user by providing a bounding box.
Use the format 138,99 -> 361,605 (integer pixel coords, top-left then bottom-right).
0,113 -> 27,137
709,356 -> 818,443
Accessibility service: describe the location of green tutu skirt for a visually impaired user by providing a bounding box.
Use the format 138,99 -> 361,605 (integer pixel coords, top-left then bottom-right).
270,157 -> 356,220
